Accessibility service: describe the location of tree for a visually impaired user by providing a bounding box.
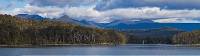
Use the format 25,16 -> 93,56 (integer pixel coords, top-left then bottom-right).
0,14 -> 127,45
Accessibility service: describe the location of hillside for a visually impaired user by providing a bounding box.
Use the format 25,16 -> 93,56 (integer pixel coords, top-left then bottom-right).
102,23 -> 200,31
16,14 -> 200,31
173,30 -> 200,44
122,28 -> 183,44
14,14 -> 195,44
0,14 -> 126,45
122,27 -> 184,38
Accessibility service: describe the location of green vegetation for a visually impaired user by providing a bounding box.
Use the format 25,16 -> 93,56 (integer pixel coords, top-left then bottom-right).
1,14 -> 200,45
127,35 -> 172,44
0,14 -> 126,45
173,30 -> 200,44
122,29 -> 182,44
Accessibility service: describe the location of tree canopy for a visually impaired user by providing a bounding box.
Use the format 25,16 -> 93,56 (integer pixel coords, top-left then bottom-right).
0,14 -> 126,45
173,30 -> 200,44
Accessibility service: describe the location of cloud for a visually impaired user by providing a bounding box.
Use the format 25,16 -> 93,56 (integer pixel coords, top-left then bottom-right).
64,7 -> 200,23
64,6 -> 101,18
0,10 -> 3,14
103,7 -> 200,19
3,0 -> 200,23
28,0 -> 98,7
6,1 -> 16,9
0,1 -> 15,10
64,6 -> 109,22
153,18 -> 200,23
13,5 -> 110,23
13,4 -> 200,23
14,4 -> 64,18
4,0 -> 200,11
95,0 -> 200,10
26,0 -> 200,10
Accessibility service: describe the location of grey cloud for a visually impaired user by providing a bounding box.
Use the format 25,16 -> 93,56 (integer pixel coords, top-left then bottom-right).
7,0 -> 200,23
14,5 -> 64,18
24,0 -> 200,10
28,0 -> 98,7
13,5 -> 200,23
153,18 -> 200,23
95,0 -> 200,10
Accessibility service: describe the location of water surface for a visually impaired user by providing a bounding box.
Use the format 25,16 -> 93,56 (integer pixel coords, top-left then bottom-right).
0,44 -> 200,56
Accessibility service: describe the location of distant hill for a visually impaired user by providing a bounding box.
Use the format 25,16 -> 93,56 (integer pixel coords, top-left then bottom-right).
15,14 -> 200,31
102,23 -> 200,31
16,14 -> 100,28
122,27 -> 184,38
16,14 -> 45,20
57,15 -> 99,28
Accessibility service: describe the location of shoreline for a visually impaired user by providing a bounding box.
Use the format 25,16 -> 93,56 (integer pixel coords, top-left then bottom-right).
1,44 -> 200,48
0,44 -> 119,48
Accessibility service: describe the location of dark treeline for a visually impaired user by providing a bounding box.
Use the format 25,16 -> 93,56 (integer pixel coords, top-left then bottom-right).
127,31 -> 200,44
127,35 -> 172,44
0,14 -> 126,45
121,29 -> 181,44
173,30 -> 200,44
126,29 -> 200,44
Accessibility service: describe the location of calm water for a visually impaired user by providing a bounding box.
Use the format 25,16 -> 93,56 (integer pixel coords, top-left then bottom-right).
1,44 -> 200,56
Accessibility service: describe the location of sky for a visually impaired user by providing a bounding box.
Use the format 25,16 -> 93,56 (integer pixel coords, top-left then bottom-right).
1,0 -> 200,23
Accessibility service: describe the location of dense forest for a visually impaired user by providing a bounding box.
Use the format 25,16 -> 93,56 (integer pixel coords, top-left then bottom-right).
173,30 -> 200,44
0,14 -> 126,45
127,29 -> 200,44
0,14 -> 200,45
127,35 -> 172,44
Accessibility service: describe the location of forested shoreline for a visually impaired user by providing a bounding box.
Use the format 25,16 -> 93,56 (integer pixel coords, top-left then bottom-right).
0,14 -> 126,45
0,14 -> 200,46
173,30 -> 200,44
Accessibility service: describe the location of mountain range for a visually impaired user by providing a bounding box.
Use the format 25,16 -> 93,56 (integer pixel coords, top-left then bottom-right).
15,14 -> 200,31
16,14 -> 46,20
16,14 -> 200,31
15,14 -> 200,38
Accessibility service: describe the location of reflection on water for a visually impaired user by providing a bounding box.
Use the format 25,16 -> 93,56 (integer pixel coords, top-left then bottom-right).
0,44 -> 200,56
